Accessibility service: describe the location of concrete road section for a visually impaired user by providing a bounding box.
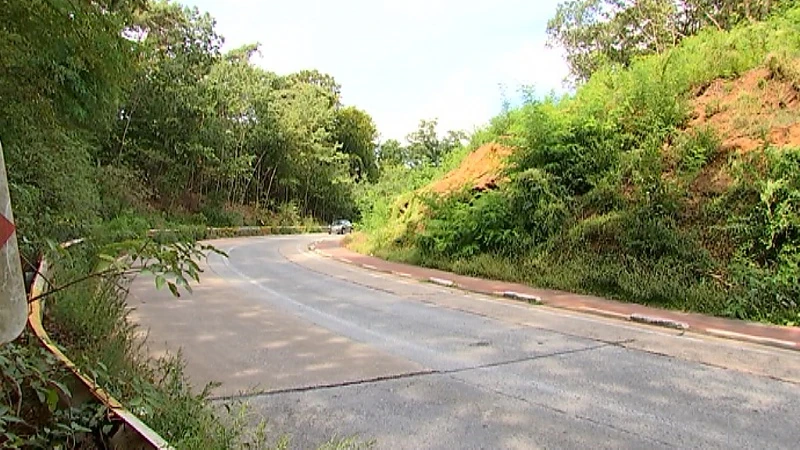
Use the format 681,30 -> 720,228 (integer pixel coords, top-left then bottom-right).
128,235 -> 800,449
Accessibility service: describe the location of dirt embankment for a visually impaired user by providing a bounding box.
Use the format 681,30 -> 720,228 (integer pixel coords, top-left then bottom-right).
674,65 -> 800,199
690,67 -> 800,153
424,66 -> 800,201
423,143 -> 512,195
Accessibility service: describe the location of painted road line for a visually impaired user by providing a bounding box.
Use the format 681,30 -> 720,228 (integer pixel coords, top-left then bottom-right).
361,263 -> 378,270
705,328 -> 798,350
392,271 -> 413,278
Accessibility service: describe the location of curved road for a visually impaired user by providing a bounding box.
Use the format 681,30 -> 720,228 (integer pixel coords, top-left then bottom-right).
129,235 -> 800,449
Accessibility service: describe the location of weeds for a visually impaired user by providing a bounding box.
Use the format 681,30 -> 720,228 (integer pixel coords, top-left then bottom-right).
766,51 -> 800,91
354,8 -> 800,326
675,127 -> 721,174
0,336 -> 108,449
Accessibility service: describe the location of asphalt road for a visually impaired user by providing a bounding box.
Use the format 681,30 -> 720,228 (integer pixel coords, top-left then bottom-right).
128,235 -> 800,449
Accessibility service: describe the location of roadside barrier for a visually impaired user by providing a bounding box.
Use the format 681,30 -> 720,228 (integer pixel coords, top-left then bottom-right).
26,226 -> 325,448
28,239 -> 172,449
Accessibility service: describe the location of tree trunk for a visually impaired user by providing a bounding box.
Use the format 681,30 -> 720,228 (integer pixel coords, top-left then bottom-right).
265,167 -> 277,208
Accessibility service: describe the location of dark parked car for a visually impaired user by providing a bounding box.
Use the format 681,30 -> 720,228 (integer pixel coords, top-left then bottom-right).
328,219 -> 352,235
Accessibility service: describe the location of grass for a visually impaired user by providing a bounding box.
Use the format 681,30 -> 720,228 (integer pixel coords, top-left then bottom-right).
353,8 -> 800,327
45,243 -> 251,449
12,226 -> 377,449
363,241 -> 730,317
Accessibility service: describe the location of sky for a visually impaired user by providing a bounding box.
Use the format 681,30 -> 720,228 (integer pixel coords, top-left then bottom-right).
182,0 -> 569,142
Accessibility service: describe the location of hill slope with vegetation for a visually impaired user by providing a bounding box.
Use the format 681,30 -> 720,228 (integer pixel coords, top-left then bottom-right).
354,4 -> 800,326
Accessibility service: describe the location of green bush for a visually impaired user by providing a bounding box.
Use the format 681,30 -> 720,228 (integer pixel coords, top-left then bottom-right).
717,147 -> 800,322
200,205 -> 245,228
1,336 -> 109,448
675,127 -> 722,175
357,7 -> 800,324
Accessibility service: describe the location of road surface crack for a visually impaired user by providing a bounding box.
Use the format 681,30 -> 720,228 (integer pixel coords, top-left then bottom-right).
210,342 -> 618,402
439,341 -> 620,376
209,369 -> 438,402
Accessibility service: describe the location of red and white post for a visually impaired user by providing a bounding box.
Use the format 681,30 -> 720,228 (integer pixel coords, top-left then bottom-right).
0,140 -> 26,344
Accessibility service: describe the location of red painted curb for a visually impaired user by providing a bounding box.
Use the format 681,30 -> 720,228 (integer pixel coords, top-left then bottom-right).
312,239 -> 800,352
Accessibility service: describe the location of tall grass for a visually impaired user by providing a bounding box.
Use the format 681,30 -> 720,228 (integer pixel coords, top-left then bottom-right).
46,241 -> 249,448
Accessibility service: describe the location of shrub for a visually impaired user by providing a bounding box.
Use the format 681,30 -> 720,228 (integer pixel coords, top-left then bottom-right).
675,127 -> 721,175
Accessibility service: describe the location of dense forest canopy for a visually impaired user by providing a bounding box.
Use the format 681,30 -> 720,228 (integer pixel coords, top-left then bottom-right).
1,0 -> 419,258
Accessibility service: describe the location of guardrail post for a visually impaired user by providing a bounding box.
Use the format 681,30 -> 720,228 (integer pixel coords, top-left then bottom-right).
0,139 -> 27,344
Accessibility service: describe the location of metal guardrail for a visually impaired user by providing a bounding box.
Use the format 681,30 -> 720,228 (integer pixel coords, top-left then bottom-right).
28,239 -> 173,449
148,225 -> 326,239
26,226 -> 325,448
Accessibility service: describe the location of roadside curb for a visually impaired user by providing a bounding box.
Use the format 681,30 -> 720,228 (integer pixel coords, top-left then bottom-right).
308,239 -> 800,352
704,328 -> 798,350
428,277 -> 455,287
629,314 -> 689,331
502,291 -> 543,305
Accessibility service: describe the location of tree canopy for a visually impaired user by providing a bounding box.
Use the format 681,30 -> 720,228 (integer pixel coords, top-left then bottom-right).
548,0 -> 791,82
1,0 -> 395,257
375,119 -> 467,169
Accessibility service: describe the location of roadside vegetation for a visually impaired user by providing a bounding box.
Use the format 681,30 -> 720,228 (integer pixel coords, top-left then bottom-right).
5,0 -> 800,447
1,0 -> 382,447
354,1 -> 800,327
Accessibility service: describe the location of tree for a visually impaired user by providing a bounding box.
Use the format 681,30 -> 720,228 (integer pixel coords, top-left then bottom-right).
548,0 -> 789,82
287,69 -> 342,110
377,139 -> 408,168
405,119 -> 466,167
1,0 -> 376,248
335,107 -> 379,182
105,1 -> 223,204
0,0 -> 137,253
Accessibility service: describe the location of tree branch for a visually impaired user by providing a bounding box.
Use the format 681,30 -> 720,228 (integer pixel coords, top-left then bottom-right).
27,267 -> 141,304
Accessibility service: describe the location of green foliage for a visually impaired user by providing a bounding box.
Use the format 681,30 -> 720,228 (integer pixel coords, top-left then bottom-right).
335,107 -> 379,182
0,338 -> 107,448
717,148 -> 800,322
0,0 -> 140,257
404,119 -> 467,167
376,139 -> 408,168
359,6 -> 800,325
102,4 -> 367,222
0,0 -> 385,260
548,0 -> 792,82
376,120 -> 467,170
95,165 -> 153,220
514,98 -> 622,196
675,127 -> 721,174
